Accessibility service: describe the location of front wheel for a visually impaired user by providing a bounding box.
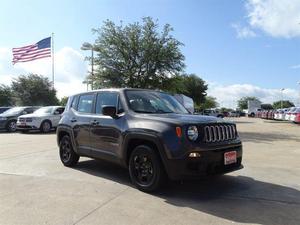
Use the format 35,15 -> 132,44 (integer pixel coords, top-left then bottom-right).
6,120 -> 17,132
59,135 -> 79,167
129,145 -> 166,192
40,121 -> 52,133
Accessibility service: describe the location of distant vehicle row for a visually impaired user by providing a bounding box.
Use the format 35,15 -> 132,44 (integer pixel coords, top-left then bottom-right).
256,107 -> 300,123
0,106 -> 65,132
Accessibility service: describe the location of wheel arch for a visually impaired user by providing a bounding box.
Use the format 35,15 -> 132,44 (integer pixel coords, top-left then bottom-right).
122,132 -> 170,177
56,126 -> 79,154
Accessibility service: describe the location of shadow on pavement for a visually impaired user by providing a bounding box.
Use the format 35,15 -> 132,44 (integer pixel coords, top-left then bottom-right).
74,159 -> 300,225
239,131 -> 300,143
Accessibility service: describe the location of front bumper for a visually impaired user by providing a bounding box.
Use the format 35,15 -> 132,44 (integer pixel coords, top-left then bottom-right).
164,145 -> 243,180
16,122 -> 39,130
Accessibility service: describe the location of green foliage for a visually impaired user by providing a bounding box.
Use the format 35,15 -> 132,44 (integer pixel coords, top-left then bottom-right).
196,96 -> 219,110
166,74 -> 207,105
60,96 -> 69,106
90,17 -> 185,89
261,104 -> 273,110
220,107 -> 233,113
0,84 -> 14,106
11,74 -> 59,106
272,100 -> 295,109
237,96 -> 260,110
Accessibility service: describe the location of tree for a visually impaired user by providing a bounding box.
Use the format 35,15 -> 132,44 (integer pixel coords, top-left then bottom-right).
11,74 -> 59,106
237,96 -> 260,110
273,100 -> 295,109
166,74 -> 207,105
60,96 -> 69,106
261,104 -> 273,110
0,85 -> 14,106
198,96 -> 219,110
90,17 -> 185,89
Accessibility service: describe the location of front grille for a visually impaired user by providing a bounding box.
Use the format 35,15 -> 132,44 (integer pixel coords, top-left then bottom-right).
204,124 -> 237,143
26,118 -> 33,122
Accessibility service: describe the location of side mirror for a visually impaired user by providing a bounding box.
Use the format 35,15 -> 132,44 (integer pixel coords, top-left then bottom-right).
54,111 -> 60,115
22,111 -> 27,115
102,106 -> 117,118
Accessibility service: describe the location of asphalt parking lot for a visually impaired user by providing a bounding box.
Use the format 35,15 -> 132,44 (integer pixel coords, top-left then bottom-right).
0,117 -> 299,225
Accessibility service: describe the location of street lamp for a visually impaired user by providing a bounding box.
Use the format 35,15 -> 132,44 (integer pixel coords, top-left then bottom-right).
280,88 -> 285,109
81,42 -> 95,90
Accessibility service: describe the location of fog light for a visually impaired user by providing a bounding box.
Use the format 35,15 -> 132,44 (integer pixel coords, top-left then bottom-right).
189,152 -> 201,158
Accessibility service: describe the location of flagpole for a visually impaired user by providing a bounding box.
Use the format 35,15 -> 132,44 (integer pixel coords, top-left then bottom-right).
51,32 -> 54,89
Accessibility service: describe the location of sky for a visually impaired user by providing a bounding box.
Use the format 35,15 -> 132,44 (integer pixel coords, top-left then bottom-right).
1,0 -> 300,108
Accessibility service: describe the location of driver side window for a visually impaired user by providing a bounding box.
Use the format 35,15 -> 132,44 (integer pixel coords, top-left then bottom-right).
95,92 -> 118,114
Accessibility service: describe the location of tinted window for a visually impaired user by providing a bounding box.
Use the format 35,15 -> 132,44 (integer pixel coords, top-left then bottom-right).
95,92 -> 118,114
71,95 -> 78,109
77,94 -> 94,113
55,107 -> 65,114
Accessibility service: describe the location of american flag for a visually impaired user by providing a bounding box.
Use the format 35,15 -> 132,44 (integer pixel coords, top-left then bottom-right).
12,37 -> 51,64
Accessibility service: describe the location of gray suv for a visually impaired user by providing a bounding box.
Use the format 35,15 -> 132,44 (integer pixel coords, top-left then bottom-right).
57,89 -> 243,192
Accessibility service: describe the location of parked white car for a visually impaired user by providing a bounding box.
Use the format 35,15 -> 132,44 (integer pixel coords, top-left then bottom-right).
290,107 -> 300,122
17,106 -> 65,133
284,107 -> 296,121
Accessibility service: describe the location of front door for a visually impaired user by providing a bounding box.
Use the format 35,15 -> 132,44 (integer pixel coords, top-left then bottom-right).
89,92 -> 124,159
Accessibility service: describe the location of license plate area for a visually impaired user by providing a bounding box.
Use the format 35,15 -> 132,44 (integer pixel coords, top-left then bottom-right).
224,151 -> 237,165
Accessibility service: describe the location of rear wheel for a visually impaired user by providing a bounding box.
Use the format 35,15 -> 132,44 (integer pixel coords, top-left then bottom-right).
6,120 -> 17,132
129,145 -> 166,192
59,135 -> 79,167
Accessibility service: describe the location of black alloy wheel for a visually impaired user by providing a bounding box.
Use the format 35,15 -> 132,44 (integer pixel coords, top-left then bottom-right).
59,135 -> 79,167
129,145 -> 166,192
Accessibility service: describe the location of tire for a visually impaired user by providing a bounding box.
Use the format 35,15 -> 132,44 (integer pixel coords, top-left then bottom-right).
6,120 -> 17,132
59,135 -> 79,167
129,145 -> 166,192
40,120 -> 52,133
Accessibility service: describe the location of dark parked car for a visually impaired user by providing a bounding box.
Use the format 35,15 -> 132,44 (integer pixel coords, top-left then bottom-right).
57,89 -> 243,192
0,107 -> 11,114
0,106 -> 39,132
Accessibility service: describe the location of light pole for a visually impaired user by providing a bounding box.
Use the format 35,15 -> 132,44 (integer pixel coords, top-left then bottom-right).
81,42 -> 94,90
280,88 -> 285,109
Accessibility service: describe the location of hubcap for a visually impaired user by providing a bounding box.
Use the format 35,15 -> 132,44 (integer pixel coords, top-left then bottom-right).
132,154 -> 154,185
61,140 -> 71,162
43,122 -> 51,132
9,121 -> 16,131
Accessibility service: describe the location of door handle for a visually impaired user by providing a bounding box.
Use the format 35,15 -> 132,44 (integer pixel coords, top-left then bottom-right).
70,118 -> 77,123
91,120 -> 100,126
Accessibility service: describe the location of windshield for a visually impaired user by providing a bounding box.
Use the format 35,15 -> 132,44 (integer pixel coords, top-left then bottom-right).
33,106 -> 54,114
125,90 -> 189,114
1,107 -> 25,115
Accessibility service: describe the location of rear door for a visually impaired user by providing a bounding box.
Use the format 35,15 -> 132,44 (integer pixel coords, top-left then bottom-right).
71,93 -> 96,152
89,91 -> 125,159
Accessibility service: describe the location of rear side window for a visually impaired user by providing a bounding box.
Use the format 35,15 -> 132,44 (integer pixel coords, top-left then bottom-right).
95,92 -> 118,114
77,94 -> 94,113
71,96 -> 78,109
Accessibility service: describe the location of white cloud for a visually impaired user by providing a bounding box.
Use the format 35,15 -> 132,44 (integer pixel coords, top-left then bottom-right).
290,64 -> 300,69
231,23 -> 257,38
236,0 -> 300,38
0,47 -> 88,99
207,83 -> 300,108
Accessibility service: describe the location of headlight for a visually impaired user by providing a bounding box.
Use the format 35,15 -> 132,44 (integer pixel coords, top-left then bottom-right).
0,117 -> 7,121
187,125 -> 198,141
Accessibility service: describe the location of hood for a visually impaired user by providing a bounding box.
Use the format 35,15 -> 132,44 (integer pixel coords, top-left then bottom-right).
134,113 -> 228,124
18,113 -> 49,119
